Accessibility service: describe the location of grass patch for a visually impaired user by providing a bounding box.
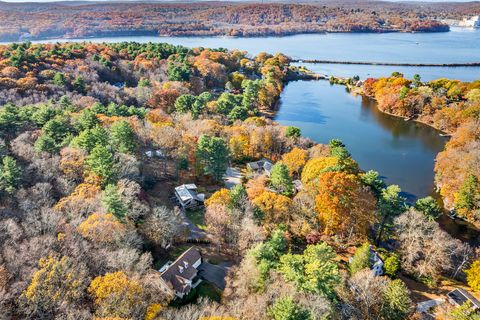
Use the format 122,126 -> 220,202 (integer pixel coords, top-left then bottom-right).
196,281 -> 222,302
170,282 -> 222,307
186,209 -> 207,231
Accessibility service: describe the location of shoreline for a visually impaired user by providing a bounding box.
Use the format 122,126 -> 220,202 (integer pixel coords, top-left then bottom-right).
1,28 -> 452,44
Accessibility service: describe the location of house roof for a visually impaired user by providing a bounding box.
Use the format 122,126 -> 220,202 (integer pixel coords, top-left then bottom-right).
247,159 -> 273,172
160,247 -> 202,295
175,184 -> 198,202
447,288 -> 480,309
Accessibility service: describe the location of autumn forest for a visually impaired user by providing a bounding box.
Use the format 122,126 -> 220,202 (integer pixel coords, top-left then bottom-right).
0,0 -> 479,315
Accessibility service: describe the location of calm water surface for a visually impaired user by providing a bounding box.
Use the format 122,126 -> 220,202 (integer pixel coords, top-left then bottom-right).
19,28 -> 480,82
275,80 -> 447,201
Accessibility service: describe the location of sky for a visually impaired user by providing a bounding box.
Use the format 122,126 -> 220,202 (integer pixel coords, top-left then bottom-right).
0,0 -> 476,3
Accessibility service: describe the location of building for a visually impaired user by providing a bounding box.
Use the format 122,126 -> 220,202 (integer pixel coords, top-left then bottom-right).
247,159 -> 273,176
447,288 -> 480,310
174,184 -> 205,210
158,247 -> 203,299
370,247 -> 384,276
459,16 -> 480,28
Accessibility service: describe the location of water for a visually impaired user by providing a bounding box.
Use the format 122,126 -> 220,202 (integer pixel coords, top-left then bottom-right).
15,27 -> 480,82
275,80 -> 447,201
296,63 -> 480,82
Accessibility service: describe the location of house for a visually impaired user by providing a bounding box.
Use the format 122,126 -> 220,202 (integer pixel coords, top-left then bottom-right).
158,247 -> 203,299
370,247 -> 384,276
247,159 -> 273,176
447,288 -> 480,310
459,16 -> 480,28
145,149 -> 166,159
292,179 -> 303,192
174,184 -> 205,210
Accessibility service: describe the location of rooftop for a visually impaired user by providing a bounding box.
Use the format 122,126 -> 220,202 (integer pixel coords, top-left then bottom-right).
160,247 -> 202,295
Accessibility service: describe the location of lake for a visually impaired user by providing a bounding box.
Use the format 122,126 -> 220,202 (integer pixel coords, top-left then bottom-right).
275,80 -> 447,201
19,27 -> 480,82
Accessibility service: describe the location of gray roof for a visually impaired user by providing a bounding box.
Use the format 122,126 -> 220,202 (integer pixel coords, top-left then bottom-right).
160,247 -> 202,295
447,288 -> 480,309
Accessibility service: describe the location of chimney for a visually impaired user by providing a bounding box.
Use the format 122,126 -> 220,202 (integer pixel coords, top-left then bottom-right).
184,261 -> 189,268
178,266 -> 184,273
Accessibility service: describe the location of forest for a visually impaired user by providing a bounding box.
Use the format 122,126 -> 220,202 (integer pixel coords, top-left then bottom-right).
0,41 -> 479,320
3,0 -> 478,41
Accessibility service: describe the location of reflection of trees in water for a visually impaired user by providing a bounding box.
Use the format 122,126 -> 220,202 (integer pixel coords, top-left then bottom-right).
359,95 -> 446,153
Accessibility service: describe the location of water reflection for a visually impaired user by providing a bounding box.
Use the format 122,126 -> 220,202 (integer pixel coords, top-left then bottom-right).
275,80 -> 447,200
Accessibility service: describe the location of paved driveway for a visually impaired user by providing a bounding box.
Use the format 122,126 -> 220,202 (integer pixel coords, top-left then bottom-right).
223,167 -> 242,189
198,262 -> 229,289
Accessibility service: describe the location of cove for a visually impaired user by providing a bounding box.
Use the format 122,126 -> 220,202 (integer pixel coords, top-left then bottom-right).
275,80 -> 448,202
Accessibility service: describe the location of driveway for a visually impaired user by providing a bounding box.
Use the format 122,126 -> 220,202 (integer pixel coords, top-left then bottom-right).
198,262 -> 229,290
416,299 -> 445,314
223,167 -> 242,190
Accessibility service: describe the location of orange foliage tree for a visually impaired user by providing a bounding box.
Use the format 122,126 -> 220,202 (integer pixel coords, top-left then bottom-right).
315,172 -> 376,241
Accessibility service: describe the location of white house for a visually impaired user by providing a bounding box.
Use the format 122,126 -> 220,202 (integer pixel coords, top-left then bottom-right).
370,247 -> 384,276
459,16 -> 480,28
174,184 -> 205,210
158,247 -> 203,299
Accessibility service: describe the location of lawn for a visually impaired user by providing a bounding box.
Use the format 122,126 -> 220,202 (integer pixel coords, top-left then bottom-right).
170,281 -> 222,307
186,209 -> 207,231
196,281 -> 222,302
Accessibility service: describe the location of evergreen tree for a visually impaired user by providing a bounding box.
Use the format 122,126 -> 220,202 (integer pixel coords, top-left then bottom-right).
349,242 -> 372,274
268,297 -> 311,320
381,280 -> 412,320
270,162 -> 294,196
110,120 -> 136,154
414,196 -> 442,221
456,174 -> 479,211
86,145 -> 116,184
376,185 -> 406,244
196,135 -> 229,182
102,184 -> 127,221
0,156 -> 21,194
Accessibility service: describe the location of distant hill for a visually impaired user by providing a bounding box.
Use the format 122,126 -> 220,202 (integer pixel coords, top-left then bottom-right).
1,0 -> 478,41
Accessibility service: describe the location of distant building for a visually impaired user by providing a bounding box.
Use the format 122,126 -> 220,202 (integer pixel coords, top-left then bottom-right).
174,184 -> 205,210
459,16 -> 480,28
447,288 -> 480,310
158,247 -> 203,299
247,159 -> 273,176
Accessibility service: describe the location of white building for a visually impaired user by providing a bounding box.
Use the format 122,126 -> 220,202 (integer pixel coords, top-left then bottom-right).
174,184 -> 205,210
459,16 -> 480,28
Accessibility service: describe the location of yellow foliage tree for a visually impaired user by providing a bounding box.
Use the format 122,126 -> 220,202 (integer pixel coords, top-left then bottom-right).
205,188 -> 231,207
78,213 -> 127,244
23,255 -> 87,314
282,147 -> 308,176
144,304 -> 163,320
229,134 -> 249,161
88,271 -> 143,318
301,156 -> 339,186
60,147 -> 86,181
253,191 -> 292,228
466,260 -> 480,291
54,174 -> 102,215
